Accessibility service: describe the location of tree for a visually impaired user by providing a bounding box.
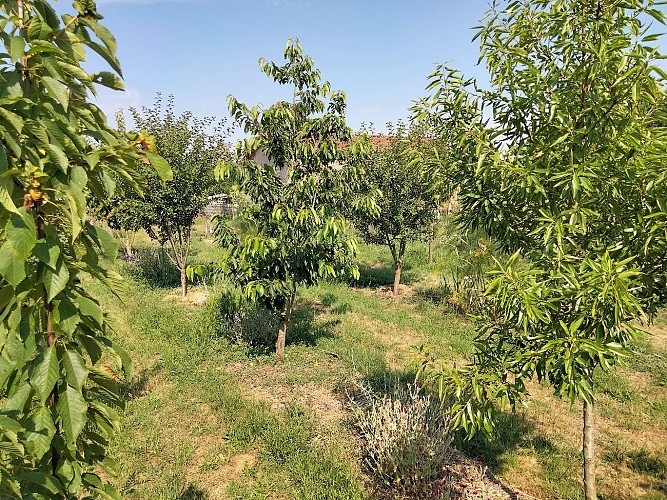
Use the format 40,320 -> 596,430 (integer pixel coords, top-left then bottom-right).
215,39 -> 368,361
91,110 -> 150,260
413,1 -> 667,498
352,121 -> 442,296
128,95 -> 229,297
0,0 -> 170,497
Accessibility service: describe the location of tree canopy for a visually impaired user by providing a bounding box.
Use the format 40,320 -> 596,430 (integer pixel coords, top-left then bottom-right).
352,121 -> 443,295
215,38 -> 370,361
413,1 -> 667,498
0,0 -> 170,497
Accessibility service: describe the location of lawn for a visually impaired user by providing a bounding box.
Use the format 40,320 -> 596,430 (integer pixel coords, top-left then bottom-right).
91,219 -> 667,499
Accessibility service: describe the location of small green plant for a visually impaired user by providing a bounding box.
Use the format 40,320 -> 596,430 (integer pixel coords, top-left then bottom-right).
262,404 -> 313,465
349,381 -> 453,496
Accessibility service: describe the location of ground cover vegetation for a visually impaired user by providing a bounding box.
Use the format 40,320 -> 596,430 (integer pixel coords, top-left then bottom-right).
0,0 -> 666,499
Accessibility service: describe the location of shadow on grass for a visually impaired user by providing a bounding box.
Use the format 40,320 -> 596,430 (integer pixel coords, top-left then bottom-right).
346,262 -> 421,290
179,484 -> 207,499
453,412 -> 533,472
237,300 -> 340,358
119,245 -> 181,290
118,364 -> 162,402
288,300 -> 340,347
415,282 -> 451,306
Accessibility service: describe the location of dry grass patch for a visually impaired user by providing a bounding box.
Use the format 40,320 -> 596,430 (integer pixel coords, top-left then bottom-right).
162,287 -> 209,307
188,452 -> 257,499
227,361 -> 348,431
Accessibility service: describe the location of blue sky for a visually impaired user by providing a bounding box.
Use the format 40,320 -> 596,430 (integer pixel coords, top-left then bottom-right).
86,0 -> 493,136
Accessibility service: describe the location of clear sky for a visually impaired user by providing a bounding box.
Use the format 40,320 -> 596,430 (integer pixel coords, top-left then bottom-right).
87,0 -> 494,135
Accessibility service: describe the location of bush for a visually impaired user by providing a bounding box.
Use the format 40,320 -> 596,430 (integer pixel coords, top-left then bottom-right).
435,221 -> 499,315
349,381 -> 454,496
207,285 -> 277,349
120,246 -> 181,288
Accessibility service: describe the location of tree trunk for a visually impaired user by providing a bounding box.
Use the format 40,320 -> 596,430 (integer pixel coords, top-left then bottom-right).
428,239 -> 434,264
583,398 -> 597,500
124,240 -> 133,260
393,261 -> 402,296
180,267 -> 188,297
392,239 -> 406,296
428,223 -> 435,264
275,295 -> 294,362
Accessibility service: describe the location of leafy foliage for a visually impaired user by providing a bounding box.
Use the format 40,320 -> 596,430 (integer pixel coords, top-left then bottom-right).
414,0 -> 667,496
0,1 -> 170,497
105,95 -> 230,296
351,121 -> 442,295
214,39 -> 371,360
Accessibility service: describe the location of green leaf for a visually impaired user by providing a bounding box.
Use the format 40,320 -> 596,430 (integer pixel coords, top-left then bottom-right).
28,17 -> 54,41
61,350 -> 88,390
53,298 -> 80,335
111,342 -> 132,377
8,36 -> 25,63
17,471 -> 61,495
44,258 -> 70,302
0,415 -> 23,435
0,175 -> 17,213
33,240 -> 60,270
57,385 -> 88,445
4,381 -> 33,413
42,76 -> 70,111
0,210 -> 37,286
23,406 -> 56,460
76,295 -> 103,327
29,346 -> 59,404
91,71 -> 125,91
145,152 -> 173,183
85,40 -> 122,77
46,144 -> 69,171
7,210 -> 37,255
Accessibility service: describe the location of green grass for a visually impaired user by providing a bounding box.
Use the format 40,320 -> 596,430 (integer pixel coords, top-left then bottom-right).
90,220 -> 667,499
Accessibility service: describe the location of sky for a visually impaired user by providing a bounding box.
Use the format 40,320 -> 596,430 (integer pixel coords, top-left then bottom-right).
83,0 -> 494,138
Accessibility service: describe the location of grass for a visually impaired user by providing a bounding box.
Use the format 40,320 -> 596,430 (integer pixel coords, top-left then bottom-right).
91,219 -> 667,499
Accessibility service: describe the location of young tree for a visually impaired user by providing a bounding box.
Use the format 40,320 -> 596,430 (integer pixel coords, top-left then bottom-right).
215,39 -> 367,361
413,1 -> 667,498
0,0 -> 170,497
91,111 -> 150,260
352,122 -> 442,296
129,95 -> 229,297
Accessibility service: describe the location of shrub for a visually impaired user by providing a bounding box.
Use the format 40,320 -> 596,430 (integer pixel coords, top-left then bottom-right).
121,246 -> 181,288
207,286 -> 277,349
349,381 -> 454,496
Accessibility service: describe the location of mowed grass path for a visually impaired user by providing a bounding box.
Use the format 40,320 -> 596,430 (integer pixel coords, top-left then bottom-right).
92,222 -> 667,499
